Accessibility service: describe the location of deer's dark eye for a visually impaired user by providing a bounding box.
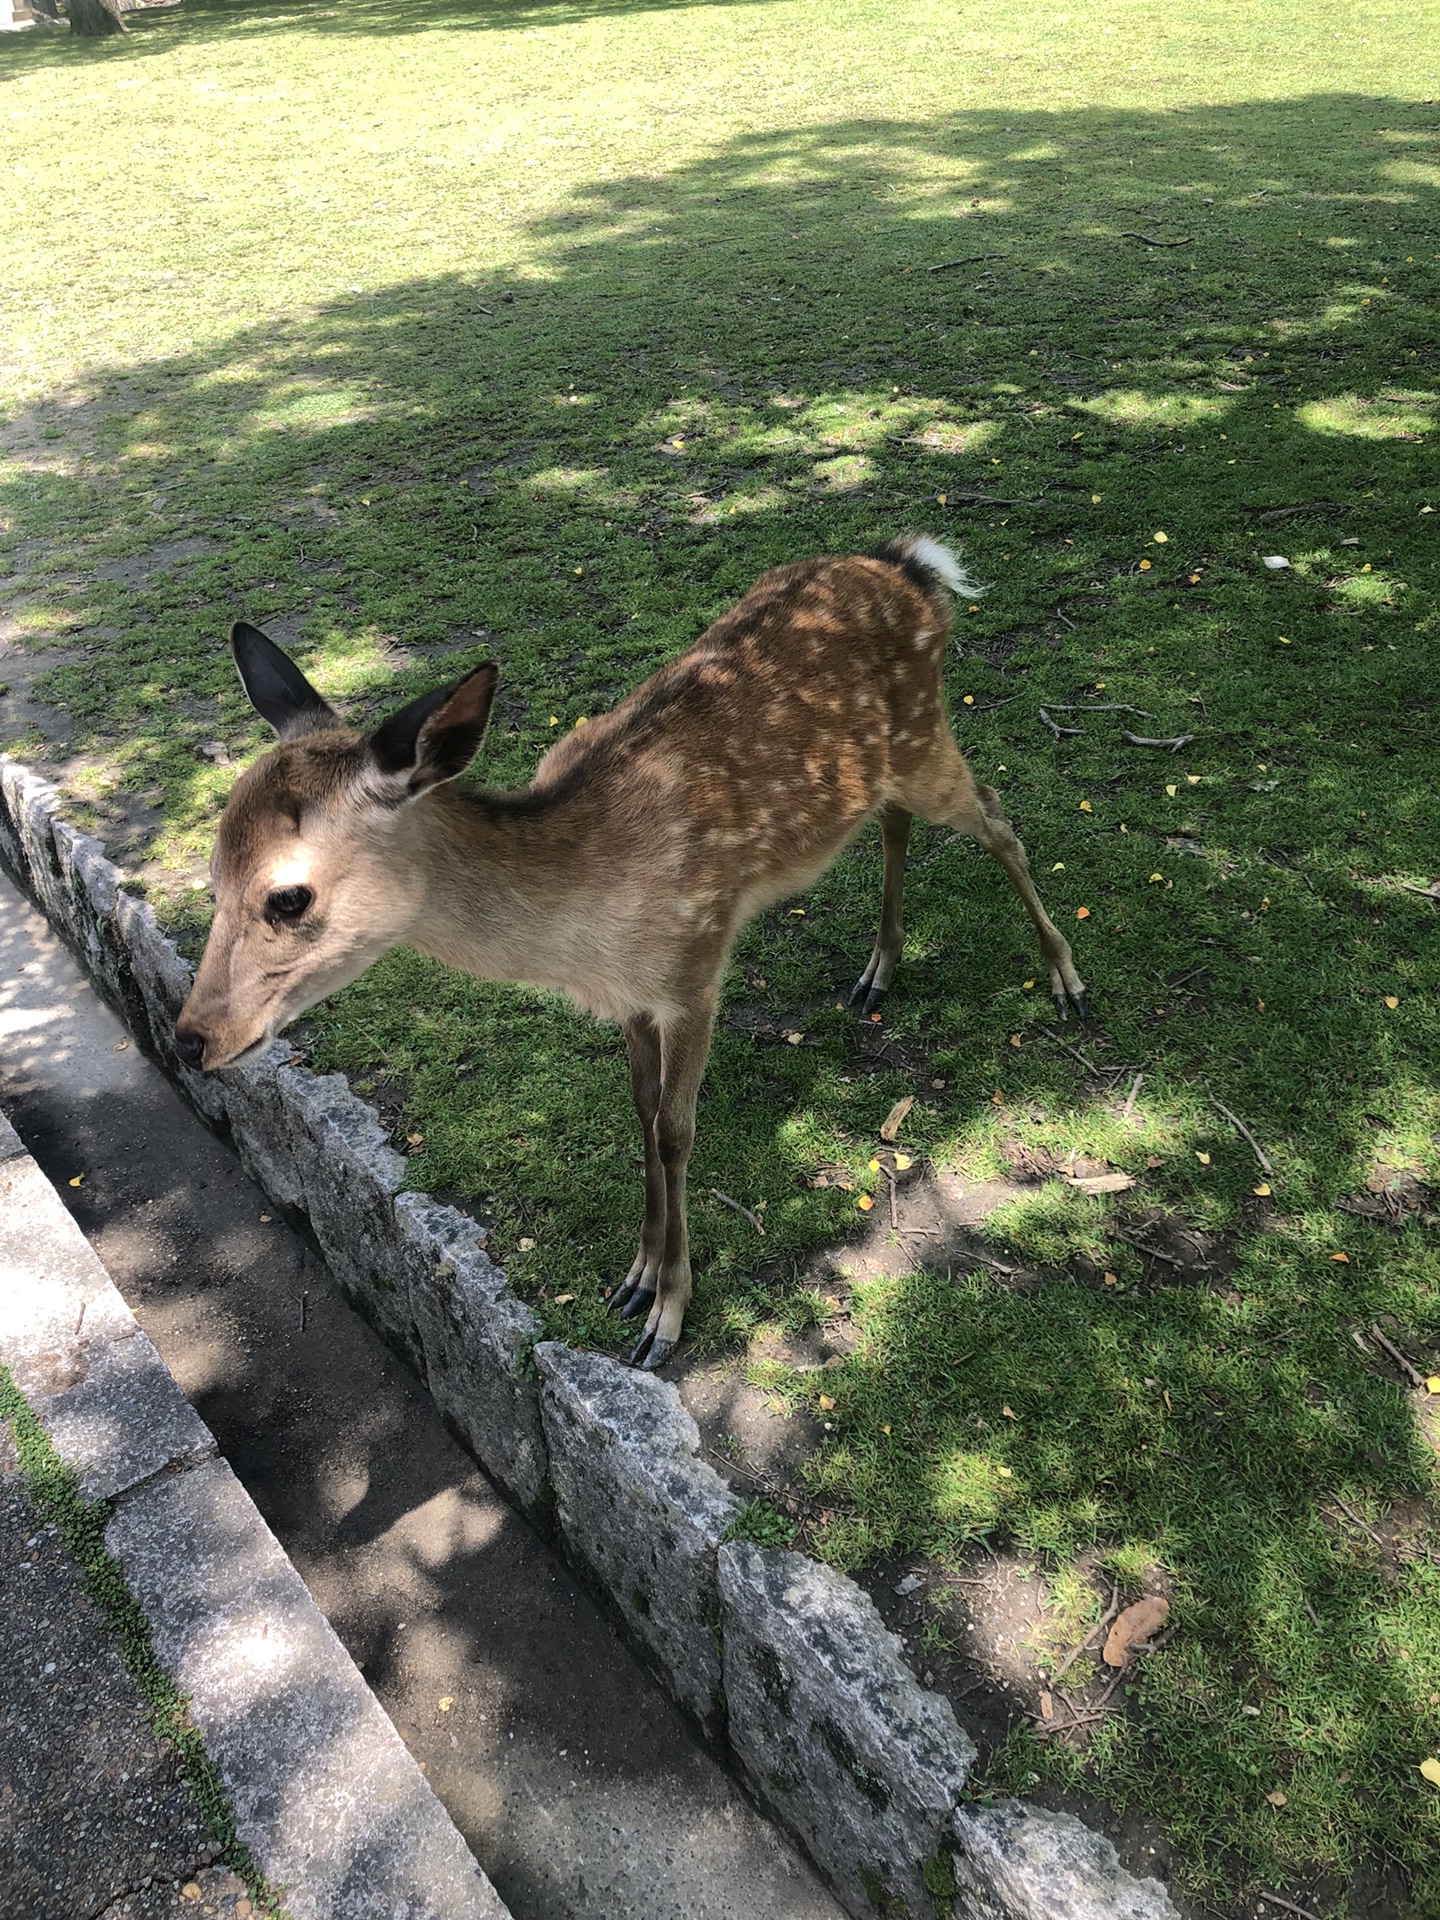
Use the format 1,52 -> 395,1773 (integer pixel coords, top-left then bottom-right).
265,885 -> 313,922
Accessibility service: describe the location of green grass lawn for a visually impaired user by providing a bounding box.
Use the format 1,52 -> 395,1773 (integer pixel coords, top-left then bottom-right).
3,0 -> 1439,1909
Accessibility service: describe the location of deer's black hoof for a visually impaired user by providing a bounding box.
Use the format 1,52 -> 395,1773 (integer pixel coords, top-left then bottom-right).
1052,991 -> 1068,1024
635,1334 -> 677,1371
847,974 -> 871,1008
611,1281 -> 654,1322
1073,989 -> 1089,1023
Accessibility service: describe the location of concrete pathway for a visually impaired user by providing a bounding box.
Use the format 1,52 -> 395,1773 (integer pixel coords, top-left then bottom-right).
0,866 -> 842,1920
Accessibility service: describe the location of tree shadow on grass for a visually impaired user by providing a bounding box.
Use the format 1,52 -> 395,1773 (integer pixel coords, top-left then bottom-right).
2,88 -> 1439,1909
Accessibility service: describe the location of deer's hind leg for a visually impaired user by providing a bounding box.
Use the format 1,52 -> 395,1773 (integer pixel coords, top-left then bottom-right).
897,740 -> 1087,1022
612,1013 -> 665,1324
848,803 -> 912,1018
628,997 -> 715,1372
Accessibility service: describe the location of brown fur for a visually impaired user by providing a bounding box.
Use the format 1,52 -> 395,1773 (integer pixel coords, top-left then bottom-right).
177,542 -> 1084,1366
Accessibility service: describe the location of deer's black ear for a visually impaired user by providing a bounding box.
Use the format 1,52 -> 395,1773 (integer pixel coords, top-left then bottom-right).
367,663 -> 499,797
230,623 -> 339,737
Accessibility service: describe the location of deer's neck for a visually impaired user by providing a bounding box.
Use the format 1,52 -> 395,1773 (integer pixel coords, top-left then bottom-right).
400,782 -> 624,1010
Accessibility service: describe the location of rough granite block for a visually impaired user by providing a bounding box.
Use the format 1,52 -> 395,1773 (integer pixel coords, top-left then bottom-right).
535,1342 -> 738,1736
718,1540 -> 976,1920
952,1800 -> 1179,1920
106,1457 -> 511,1920
277,1068 -> 416,1364
0,756 -> 66,928
0,1108 -> 23,1159
216,1041 -> 307,1214
396,1193 -> 547,1514
0,1152 -> 216,1500
52,817 -> 124,993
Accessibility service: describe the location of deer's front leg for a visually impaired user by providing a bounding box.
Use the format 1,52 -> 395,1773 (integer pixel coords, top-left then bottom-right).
612,1014 -> 665,1322
628,1000 -> 714,1371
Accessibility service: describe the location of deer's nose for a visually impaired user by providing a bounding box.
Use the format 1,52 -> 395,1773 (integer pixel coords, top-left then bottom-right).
173,1025 -> 206,1070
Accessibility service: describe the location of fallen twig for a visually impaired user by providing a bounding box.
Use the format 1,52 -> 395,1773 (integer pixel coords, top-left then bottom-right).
1254,1894 -> 1322,1920
1399,879 -> 1440,901
1368,1322 -> 1425,1389
1038,707 -> 1084,739
928,252 -> 1004,272
1121,230 -> 1194,247
1052,606 -> 1079,631
1041,1026 -> 1103,1073
1044,701 -> 1156,717
1208,1094 -> 1273,1174
1115,1229 -> 1186,1269
1121,729 -> 1196,751
1121,1072 -> 1143,1122
966,695 -> 1019,714
1332,1494 -> 1385,1546
711,1189 -> 765,1234
1050,1586 -> 1121,1685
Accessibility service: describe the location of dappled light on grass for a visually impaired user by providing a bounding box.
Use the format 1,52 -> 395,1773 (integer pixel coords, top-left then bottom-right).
2,0 -> 1439,1903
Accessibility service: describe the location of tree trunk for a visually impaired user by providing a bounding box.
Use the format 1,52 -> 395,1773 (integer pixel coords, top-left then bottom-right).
69,0 -> 126,33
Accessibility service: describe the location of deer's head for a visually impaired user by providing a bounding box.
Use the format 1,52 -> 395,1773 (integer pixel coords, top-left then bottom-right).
174,624 -> 497,1070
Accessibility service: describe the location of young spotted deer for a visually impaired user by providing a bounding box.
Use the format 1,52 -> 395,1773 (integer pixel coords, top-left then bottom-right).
175,536 -> 1084,1368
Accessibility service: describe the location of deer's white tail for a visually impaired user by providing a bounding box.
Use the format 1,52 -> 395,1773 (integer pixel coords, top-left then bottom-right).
887,532 -> 984,602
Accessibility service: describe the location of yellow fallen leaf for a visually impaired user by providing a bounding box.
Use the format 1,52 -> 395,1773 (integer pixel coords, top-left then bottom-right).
1138,558 -> 1153,571
1331,1251 -> 1350,1263
894,1153 -> 913,1171
857,1193 -> 874,1211
407,1131 -> 424,1147
113,1040 -> 128,1052
438,1696 -> 454,1712
575,716 -> 588,726
1103,1271 -> 1119,1286
1010,1033 -> 1022,1048
1165,783 -> 1178,797
1150,872 -> 1164,883
1091,492 -> 1102,503
1384,995 -> 1398,1009
882,1423 -> 892,1433
573,566 -> 583,575
818,1394 -> 836,1411
937,493 -> 948,506
1186,774 -> 1201,785
553,1293 -> 574,1306
1426,1377 -> 1440,1395
1278,635 -> 1292,645
1023,978 -> 1035,989
1119,822 -> 1128,833
1052,862 -> 1066,872
548,715 -> 558,726
1079,799 -> 1093,813
1265,1790 -> 1288,1808
1257,998 -> 1265,1011
68,1175 -> 84,1187
868,1158 -> 881,1172
1076,906 -> 1090,919
1153,530 -> 1168,543
1002,1404 -> 1017,1419
963,693 -> 975,705
1196,1151 -> 1212,1165
1422,1756 -> 1440,1787
1253,1183 -> 1271,1197
997,1464 -> 1013,1477
518,1237 -> 536,1251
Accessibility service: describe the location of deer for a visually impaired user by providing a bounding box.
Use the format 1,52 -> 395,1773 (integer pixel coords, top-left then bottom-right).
174,535 -> 1085,1369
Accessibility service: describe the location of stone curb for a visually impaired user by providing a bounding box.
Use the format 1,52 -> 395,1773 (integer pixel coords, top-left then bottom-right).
0,1091 -> 511,1920
0,753 -> 1179,1920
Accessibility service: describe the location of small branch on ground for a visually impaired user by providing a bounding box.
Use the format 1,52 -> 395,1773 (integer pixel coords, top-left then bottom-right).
1115,1229 -> 1186,1269
1050,1585 -> 1121,1685
1121,1072 -> 1143,1121
1121,730 -> 1196,751
1043,702 -> 1156,716
1399,879 -> 1440,901
1208,1094 -> 1274,1174
927,253 -> 1004,272
711,1189 -> 764,1233
1254,1895 -> 1322,1920
1121,230 -> 1194,247
1367,1322 -> 1425,1389
1052,606 -> 1079,630
1038,707 -> 1084,739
